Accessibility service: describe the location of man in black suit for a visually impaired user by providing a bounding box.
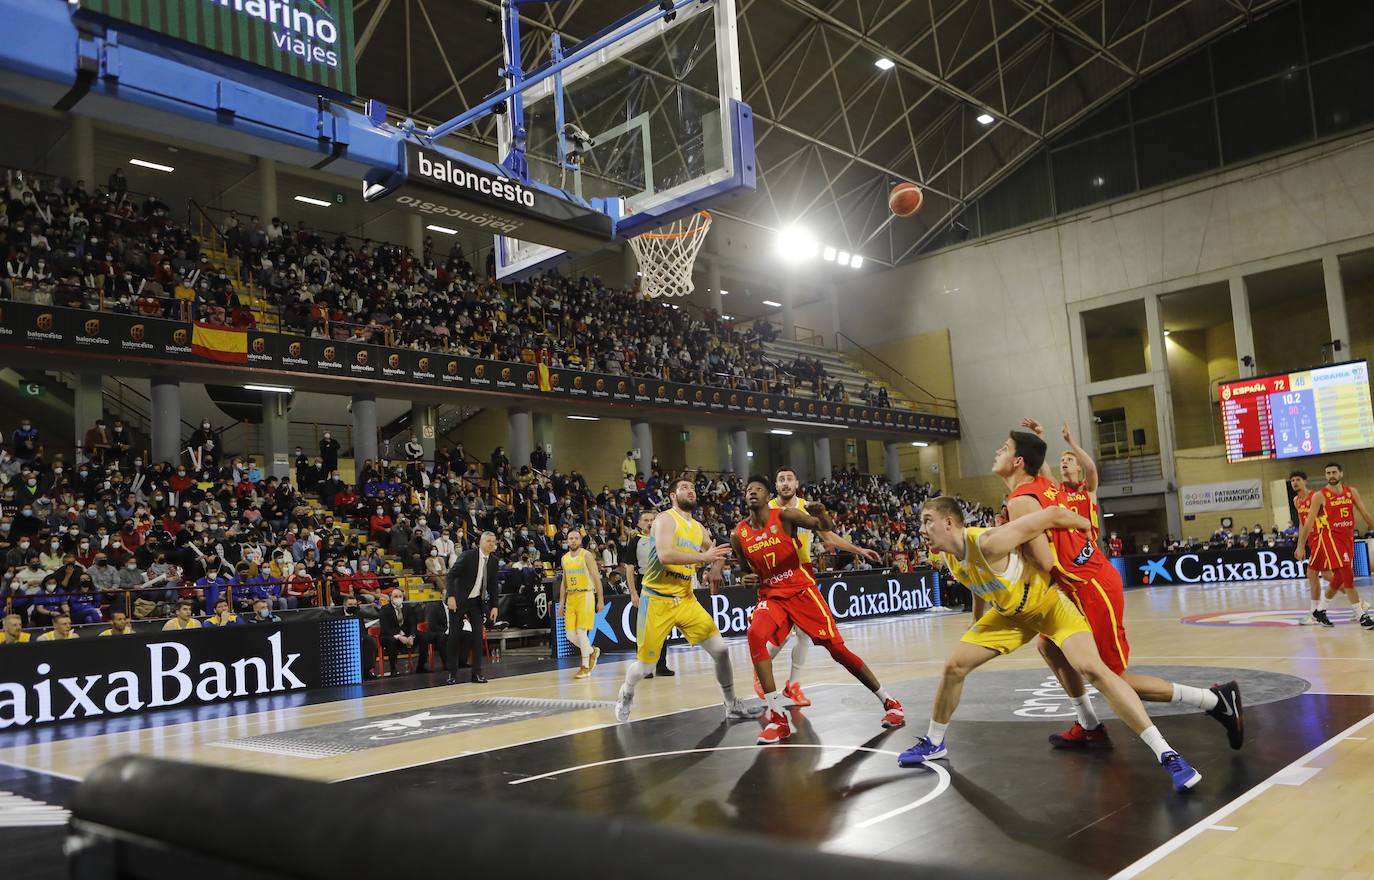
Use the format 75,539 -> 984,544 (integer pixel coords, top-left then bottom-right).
445,530 -> 499,684
420,599 -> 449,673
378,591 -> 424,675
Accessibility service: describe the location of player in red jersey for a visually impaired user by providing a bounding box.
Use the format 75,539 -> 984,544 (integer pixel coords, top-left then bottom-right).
1295,462 -> 1374,629
732,475 -> 904,745
1011,420 -> 1244,749
1289,471 -> 1332,625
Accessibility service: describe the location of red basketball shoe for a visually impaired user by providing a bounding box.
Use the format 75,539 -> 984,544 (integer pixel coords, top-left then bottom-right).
757,710 -> 792,745
1048,722 -> 1113,749
783,681 -> 811,707
881,698 -> 905,729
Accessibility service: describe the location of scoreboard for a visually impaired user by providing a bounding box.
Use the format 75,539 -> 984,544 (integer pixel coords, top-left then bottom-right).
1219,361 -> 1374,464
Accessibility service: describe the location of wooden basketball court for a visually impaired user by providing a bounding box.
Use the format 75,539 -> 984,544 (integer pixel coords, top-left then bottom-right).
4,579 -> 1373,879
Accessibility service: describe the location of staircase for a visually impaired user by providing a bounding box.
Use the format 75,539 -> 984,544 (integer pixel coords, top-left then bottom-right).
761,337 -> 921,410
188,202 -> 284,332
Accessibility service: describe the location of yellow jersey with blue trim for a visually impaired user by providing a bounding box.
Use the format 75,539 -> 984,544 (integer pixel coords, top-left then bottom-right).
768,496 -> 813,567
939,527 -> 1057,616
642,509 -> 706,599
561,549 -> 593,592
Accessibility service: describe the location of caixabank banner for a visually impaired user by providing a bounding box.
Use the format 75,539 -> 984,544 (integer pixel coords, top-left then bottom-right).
565,569 -> 942,657
0,616 -> 360,730
0,301 -> 960,440
1113,543 -> 1370,587
75,0 -> 357,95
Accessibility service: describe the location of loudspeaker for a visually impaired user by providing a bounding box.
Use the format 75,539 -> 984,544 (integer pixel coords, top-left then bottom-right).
1132,428 -> 1146,447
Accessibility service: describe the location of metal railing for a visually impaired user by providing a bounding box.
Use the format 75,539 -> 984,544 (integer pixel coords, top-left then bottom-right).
835,331 -> 958,416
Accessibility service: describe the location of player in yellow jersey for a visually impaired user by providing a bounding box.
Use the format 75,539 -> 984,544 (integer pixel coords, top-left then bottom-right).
900,488 -> 1204,793
753,466 -> 881,706
559,528 -> 604,679
615,475 -> 759,723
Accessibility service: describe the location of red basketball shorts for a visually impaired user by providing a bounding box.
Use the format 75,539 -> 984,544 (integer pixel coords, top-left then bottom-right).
1042,570 -> 1130,675
1310,534 -> 1352,573
748,584 -> 842,663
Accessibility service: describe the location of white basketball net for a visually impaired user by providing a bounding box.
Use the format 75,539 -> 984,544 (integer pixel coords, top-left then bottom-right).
629,211 -> 712,299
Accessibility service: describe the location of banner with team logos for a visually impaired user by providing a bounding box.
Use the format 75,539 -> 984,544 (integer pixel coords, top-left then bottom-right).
0,302 -> 959,439
570,568 -> 943,657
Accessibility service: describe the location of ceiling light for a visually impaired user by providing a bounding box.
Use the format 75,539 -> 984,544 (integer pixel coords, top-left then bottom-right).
244,384 -> 293,393
1102,512 -> 1116,518
1163,330 -> 1171,337
823,246 -> 837,262
975,113 -> 994,125
762,299 -> 782,308
294,195 -> 331,207
1091,175 -> 1105,187
719,289 -> 729,295
775,225 -> 819,263
770,429 -> 794,436
850,255 -> 864,269
747,451 -> 755,458
874,57 -> 895,70
837,251 -> 851,267
567,415 -> 600,421
129,158 -> 174,172
721,314 -> 732,319
426,224 -> 458,234
911,441 -> 928,447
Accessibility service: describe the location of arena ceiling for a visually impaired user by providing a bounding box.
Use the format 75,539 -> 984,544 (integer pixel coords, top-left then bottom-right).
352,0 -> 1292,267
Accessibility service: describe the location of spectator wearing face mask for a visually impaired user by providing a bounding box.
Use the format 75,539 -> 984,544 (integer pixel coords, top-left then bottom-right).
378,591 -> 424,675
285,563 -> 316,607
12,419 -> 40,461
186,420 -> 217,473
319,432 -> 341,474
28,575 -> 64,629
247,597 -> 281,624
82,419 -> 112,466
368,505 -> 393,543
69,575 -> 103,624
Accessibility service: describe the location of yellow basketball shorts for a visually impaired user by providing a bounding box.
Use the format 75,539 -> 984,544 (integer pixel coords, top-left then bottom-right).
636,592 -> 718,664
563,591 -> 596,632
960,590 -> 1091,656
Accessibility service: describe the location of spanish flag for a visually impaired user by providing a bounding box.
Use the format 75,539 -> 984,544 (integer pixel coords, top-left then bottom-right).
537,362 -> 552,392
191,322 -> 248,364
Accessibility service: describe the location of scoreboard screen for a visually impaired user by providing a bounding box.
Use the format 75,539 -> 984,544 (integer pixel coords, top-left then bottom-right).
1219,361 -> 1374,464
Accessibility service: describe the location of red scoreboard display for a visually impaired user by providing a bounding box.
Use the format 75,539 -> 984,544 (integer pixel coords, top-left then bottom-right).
1219,361 -> 1374,464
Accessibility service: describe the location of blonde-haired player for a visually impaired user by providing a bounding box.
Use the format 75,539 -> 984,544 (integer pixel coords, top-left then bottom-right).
559,528 -> 604,679
900,492 -> 1204,793
753,466 -> 881,706
615,475 -> 757,723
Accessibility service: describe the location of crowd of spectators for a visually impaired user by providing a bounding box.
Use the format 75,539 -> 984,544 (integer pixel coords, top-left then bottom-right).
2,166 -> 899,403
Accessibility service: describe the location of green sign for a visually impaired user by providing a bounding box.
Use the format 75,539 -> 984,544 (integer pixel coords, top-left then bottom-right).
19,382 -> 45,398
679,431 -> 690,442
77,0 -> 357,95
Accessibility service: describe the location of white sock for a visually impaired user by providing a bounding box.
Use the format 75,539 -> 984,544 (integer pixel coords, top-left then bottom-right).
927,719 -> 948,744
700,634 -> 736,703
764,690 -> 785,716
621,661 -> 652,696
1071,694 -> 1101,729
874,687 -> 892,705
1317,594 -> 1330,611
1171,683 -> 1218,712
789,633 -> 810,685
1139,724 -> 1174,760
1353,600 -> 1364,613
1310,599 -> 1319,613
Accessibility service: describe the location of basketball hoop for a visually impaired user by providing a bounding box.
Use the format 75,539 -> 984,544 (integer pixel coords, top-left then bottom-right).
628,210 -> 712,299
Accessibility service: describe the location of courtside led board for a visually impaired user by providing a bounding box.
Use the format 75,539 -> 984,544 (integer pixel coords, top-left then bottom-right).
1218,360 -> 1374,463
75,0 -> 356,94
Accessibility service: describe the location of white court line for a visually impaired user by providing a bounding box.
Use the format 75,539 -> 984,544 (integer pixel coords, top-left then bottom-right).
1208,825 -> 1239,832
1346,736 -> 1368,741
1110,710 -> 1374,880
507,743 -> 950,830
0,758 -> 83,783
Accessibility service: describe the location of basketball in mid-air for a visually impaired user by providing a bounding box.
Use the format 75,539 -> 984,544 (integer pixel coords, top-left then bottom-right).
889,182 -> 923,218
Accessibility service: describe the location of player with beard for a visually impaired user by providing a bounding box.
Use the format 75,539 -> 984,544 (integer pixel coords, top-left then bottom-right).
1015,419 -> 1244,751
1295,462 -> 1374,629
614,476 -> 758,723
734,476 -> 904,744
752,466 -> 881,707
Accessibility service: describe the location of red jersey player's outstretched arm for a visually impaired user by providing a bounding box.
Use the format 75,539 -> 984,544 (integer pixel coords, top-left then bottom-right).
978,506 -> 1092,562
1294,492 -> 1326,560
1349,487 -> 1374,531
1018,418 -> 1057,479
1061,421 -> 1099,493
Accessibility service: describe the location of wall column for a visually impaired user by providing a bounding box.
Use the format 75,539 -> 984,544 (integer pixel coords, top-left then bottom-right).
786,434 -> 811,483
884,441 -> 902,483
150,378 -> 181,465
717,428 -> 732,474
631,419 -> 654,478
73,373 -> 102,452
406,213 -> 425,258
1229,274 -> 1256,378
624,245 -> 638,292
261,392 -> 289,479
532,412 -> 554,469
70,116 -> 95,191
731,428 -> 750,478
706,257 -> 723,316
1322,253 -> 1351,357
1144,294 -> 1182,538
508,408 -> 533,473
351,393 -> 378,466
813,435 -> 833,481
830,283 -> 841,348
411,403 -> 436,465
256,156 -> 278,222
